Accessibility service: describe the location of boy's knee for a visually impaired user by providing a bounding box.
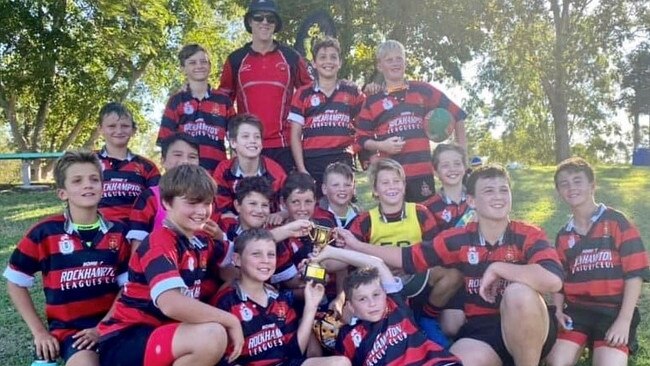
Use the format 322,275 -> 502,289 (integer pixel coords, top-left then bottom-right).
190,322 -> 228,353
500,283 -> 542,314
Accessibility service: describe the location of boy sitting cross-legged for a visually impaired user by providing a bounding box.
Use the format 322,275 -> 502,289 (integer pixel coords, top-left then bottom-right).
309,243 -> 461,366
98,164 -> 244,366
343,165 -> 564,366
546,157 -> 650,366
4,150 -> 131,366
212,228 -> 351,366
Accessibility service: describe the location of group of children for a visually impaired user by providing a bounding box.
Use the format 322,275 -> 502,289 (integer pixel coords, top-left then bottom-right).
3,1 -> 649,364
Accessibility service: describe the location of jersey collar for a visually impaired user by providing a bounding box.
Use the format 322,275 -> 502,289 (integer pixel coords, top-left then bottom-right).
564,203 -> 606,232
63,208 -> 112,235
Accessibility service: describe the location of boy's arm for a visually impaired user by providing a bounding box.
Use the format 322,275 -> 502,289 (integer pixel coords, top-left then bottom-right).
606,277 -> 643,347
6,283 -> 59,361
337,228 -> 404,269
269,219 -> 312,242
290,123 -> 307,174
479,263 -> 563,303
297,281 -> 325,353
312,244 -> 395,285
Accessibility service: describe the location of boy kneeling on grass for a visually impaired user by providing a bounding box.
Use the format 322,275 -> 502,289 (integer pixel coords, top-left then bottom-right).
546,157 -> 650,366
212,228 -> 351,366
309,242 -> 461,366
4,150 -> 131,366
97,164 -> 243,366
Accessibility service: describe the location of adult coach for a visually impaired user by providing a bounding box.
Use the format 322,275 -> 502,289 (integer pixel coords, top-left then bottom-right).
218,0 -> 312,173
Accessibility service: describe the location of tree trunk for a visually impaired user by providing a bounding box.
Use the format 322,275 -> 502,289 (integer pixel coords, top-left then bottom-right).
632,112 -> 640,150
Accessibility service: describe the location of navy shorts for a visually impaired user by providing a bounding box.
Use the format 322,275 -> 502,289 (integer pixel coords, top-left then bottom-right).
262,147 -> 295,174
99,325 -> 155,366
456,308 -> 557,366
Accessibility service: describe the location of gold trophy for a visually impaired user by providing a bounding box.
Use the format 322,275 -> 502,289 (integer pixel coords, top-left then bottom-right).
303,224 -> 335,284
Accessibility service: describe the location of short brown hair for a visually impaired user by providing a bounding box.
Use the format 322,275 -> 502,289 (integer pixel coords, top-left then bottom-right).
227,113 -> 264,141
99,102 -> 135,130
466,164 -> 511,196
432,144 -> 466,170
54,150 -> 103,190
234,228 -> 275,254
323,162 -> 354,184
160,164 -> 216,205
312,36 -> 341,59
344,266 -> 381,300
368,158 -> 405,191
178,44 -> 208,67
554,157 -> 595,188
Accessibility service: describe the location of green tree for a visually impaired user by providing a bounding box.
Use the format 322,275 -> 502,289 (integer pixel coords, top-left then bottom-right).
0,0 -> 238,177
475,0 -> 647,163
621,42 -> 650,149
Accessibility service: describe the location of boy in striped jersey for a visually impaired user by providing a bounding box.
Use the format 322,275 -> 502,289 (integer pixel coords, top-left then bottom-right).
288,37 -> 365,190
546,157 -> 649,366
4,151 -> 131,366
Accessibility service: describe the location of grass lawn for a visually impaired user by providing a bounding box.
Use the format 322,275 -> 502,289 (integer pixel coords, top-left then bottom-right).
0,166 -> 649,365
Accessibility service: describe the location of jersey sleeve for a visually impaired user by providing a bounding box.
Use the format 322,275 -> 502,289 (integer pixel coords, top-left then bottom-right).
613,214 -> 650,281
270,240 -> 299,284
346,212 -> 371,243
141,233 -> 187,306
523,227 -> 564,281
416,204 -> 438,241
127,189 -> 158,242
355,99 -> 377,150
217,57 -> 237,103
288,87 -> 306,125
3,223 -> 45,287
157,94 -> 180,145
295,56 -> 313,87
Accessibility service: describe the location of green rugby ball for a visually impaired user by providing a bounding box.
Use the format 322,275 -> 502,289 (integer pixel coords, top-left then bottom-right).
425,108 -> 455,142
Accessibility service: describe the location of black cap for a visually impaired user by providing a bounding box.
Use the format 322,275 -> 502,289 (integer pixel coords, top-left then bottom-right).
244,0 -> 282,33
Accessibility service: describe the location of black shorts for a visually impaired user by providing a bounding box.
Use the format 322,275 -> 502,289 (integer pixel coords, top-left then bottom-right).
99,325 -> 155,366
558,303 -> 641,354
404,174 -> 436,203
456,308 -> 557,366
262,147 -> 295,174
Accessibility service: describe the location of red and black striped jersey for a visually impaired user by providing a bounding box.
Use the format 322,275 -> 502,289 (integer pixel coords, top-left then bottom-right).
212,282 -> 302,366
288,80 -> 365,157
555,204 -> 650,309
403,221 -> 563,318
347,203 -> 437,243
127,186 -> 163,242
336,295 -> 460,366
356,81 -> 466,180
96,148 -> 160,223
157,86 -> 235,174
212,156 -> 286,214
3,212 -> 130,342
98,225 -> 232,341
218,41 -> 312,149
422,190 -> 471,236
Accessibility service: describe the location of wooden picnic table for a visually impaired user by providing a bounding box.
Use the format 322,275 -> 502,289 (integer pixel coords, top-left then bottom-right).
0,152 -> 64,187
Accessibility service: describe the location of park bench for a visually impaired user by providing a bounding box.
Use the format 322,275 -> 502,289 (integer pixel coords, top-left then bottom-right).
0,152 -> 64,188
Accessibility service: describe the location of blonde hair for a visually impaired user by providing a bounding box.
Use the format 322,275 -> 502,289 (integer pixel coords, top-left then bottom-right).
376,40 -> 405,61
367,158 -> 405,191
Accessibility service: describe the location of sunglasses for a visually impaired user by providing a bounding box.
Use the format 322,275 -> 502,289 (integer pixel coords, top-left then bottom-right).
251,13 -> 276,24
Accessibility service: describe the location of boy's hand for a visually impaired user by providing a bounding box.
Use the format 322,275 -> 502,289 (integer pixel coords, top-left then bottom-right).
605,316 -> 631,347
380,137 -> 405,155
283,219 -> 313,238
554,310 -> 573,332
304,280 -> 325,310
202,219 -> 224,241
479,264 -> 502,303
311,244 -> 336,263
334,228 -> 361,250
34,329 -> 59,361
225,317 -> 245,363
267,212 -> 287,227
363,82 -> 383,95
71,327 -> 100,350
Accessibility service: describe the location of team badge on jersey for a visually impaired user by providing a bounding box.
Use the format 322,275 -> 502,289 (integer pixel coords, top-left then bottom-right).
351,328 -> 362,348
240,304 -> 253,321
568,235 -> 575,248
108,234 -> 120,251
188,257 -> 195,272
183,101 -> 194,115
382,98 -> 393,110
467,247 -> 479,265
442,209 -> 452,223
311,95 -> 321,107
504,247 -> 516,262
59,235 -> 75,255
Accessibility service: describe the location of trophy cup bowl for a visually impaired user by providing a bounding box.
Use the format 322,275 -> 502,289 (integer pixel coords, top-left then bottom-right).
304,224 -> 335,284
